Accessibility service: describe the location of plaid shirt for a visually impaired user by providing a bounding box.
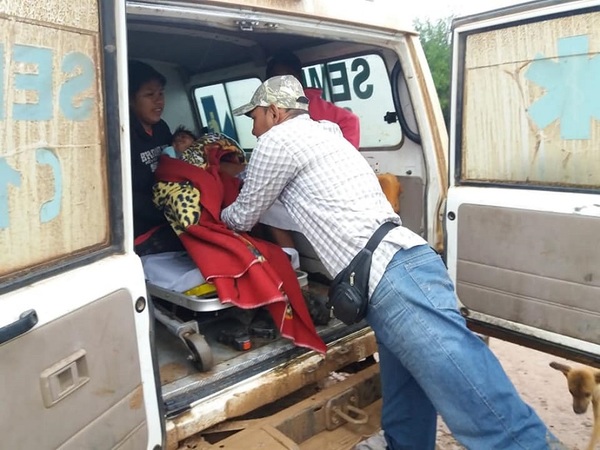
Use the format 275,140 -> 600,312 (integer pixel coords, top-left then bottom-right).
221,115 -> 427,296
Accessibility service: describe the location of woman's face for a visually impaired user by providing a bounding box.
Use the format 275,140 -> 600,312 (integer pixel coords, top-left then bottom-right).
130,79 -> 165,131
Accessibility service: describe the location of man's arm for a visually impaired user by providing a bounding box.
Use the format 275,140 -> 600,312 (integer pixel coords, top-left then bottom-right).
221,134 -> 297,231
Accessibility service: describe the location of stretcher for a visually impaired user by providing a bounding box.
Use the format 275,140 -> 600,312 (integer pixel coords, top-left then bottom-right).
142,251 -> 308,372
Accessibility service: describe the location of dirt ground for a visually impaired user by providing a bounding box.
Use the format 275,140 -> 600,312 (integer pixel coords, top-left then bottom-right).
435,338 -> 593,449
356,338 -> 593,450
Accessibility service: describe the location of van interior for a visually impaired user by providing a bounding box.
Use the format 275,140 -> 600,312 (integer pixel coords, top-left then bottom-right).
125,2 -> 427,418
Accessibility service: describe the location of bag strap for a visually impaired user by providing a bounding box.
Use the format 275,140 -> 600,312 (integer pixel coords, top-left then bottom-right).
365,221 -> 398,252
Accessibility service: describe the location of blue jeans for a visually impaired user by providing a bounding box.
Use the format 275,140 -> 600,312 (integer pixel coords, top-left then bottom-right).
366,244 -> 564,450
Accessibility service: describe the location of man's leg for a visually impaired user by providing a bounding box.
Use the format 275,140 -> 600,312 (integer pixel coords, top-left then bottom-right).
377,338 -> 437,449
367,245 -> 564,449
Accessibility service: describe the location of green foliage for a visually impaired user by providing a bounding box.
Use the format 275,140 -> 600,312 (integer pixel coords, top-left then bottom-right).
413,17 -> 452,126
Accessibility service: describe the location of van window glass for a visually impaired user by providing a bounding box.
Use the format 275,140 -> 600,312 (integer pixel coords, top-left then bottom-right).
459,27 -> 600,189
1,4 -> 113,286
303,54 -> 402,148
192,54 -> 402,151
194,78 -> 261,149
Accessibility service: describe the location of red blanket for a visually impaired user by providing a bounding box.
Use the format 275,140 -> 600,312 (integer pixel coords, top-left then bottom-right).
155,155 -> 326,353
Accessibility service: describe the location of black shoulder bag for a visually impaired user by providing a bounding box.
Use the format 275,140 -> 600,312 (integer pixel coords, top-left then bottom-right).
327,221 -> 398,325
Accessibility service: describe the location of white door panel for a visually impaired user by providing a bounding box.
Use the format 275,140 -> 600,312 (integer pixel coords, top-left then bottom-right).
0,0 -> 163,446
0,257 -> 160,448
449,0 -> 600,362
446,186 -> 600,355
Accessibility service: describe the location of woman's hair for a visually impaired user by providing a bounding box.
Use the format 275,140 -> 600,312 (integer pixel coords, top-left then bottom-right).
128,60 -> 166,97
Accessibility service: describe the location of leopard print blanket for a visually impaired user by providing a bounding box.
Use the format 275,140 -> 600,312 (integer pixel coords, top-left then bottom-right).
153,133 -> 245,234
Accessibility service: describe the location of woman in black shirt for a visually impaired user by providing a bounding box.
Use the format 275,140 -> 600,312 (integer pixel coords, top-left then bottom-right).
128,60 -> 181,254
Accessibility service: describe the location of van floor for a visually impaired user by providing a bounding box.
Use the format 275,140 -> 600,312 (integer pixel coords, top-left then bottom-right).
154,304 -> 297,385
152,281 -> 362,413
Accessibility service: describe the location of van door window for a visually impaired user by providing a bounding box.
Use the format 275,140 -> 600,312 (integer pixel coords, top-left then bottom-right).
1,26 -> 116,288
193,78 -> 261,150
459,28 -> 600,190
303,54 -> 402,149
192,54 -> 401,151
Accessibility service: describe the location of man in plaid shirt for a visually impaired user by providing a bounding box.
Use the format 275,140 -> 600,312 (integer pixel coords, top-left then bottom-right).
221,75 -> 564,450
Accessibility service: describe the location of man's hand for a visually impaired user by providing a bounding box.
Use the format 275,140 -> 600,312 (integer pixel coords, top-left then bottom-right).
219,162 -> 245,177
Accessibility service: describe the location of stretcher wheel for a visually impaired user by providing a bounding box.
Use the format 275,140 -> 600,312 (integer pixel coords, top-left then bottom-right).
183,332 -> 213,372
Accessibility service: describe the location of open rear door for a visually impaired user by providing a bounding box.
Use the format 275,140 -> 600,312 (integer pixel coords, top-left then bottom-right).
0,1 -> 162,448
447,0 -> 600,364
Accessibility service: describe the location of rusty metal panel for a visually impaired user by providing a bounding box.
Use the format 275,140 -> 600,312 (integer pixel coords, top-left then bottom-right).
460,11 -> 600,188
0,1 -> 99,31
0,0 -> 108,280
166,329 -> 378,448
178,364 -> 381,450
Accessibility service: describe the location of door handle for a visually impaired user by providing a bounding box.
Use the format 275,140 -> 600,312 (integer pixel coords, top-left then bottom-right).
0,309 -> 38,344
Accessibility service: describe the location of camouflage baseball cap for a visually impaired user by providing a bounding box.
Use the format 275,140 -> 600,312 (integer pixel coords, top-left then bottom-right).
232,75 -> 309,116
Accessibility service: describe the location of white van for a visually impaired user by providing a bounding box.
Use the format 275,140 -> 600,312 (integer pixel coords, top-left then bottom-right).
1,0 -> 598,448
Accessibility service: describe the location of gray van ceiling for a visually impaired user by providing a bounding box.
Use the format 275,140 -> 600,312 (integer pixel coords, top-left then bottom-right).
127,22 -> 327,75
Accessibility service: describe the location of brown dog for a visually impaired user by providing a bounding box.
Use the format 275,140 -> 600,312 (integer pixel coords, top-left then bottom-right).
377,173 -> 402,214
550,361 -> 600,450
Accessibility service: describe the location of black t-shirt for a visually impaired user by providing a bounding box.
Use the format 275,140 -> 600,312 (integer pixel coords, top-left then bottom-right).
130,116 -> 172,238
